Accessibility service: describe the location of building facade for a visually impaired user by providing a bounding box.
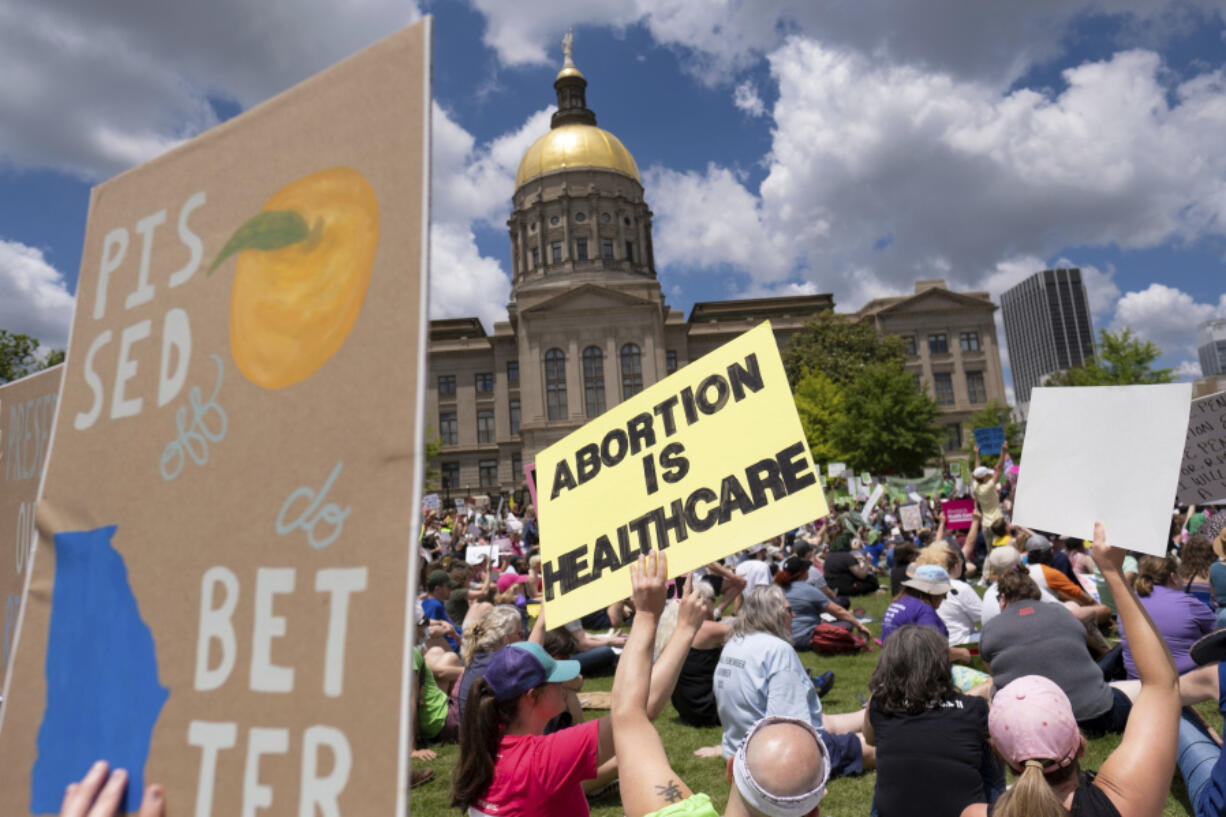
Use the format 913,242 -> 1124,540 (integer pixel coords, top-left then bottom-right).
427,51 -> 1011,498
1000,268 -> 1096,406
426,56 -> 832,499
857,280 -> 1009,456
1198,319 -> 1226,378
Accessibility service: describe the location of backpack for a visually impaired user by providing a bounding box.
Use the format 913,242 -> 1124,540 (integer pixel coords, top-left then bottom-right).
810,622 -> 868,656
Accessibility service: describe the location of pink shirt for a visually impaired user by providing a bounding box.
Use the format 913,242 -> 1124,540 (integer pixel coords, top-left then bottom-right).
473,718 -> 599,817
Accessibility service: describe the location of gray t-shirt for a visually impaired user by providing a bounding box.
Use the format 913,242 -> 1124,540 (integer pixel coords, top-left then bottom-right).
980,600 -> 1113,722
714,631 -> 822,757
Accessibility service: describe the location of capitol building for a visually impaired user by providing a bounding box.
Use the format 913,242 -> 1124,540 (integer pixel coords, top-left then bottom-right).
427,49 -> 1005,501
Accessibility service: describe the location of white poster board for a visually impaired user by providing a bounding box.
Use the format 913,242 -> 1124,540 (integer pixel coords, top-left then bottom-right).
899,503 -> 922,531
828,462 -> 846,479
1012,384 -> 1192,557
862,484 -> 885,514
423,492 -> 441,511
465,544 -> 498,564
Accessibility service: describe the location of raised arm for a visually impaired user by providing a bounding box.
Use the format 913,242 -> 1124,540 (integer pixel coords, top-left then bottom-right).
612,552 -> 696,817
1092,522 -> 1179,817
645,579 -> 707,719
973,444 -> 981,471
992,442 -> 1008,481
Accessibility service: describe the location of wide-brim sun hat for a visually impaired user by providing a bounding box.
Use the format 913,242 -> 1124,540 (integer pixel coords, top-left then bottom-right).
902,563 -> 951,595
972,466 -> 993,480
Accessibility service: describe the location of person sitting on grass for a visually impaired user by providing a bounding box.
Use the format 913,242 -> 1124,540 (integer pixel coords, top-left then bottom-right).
775,556 -> 874,648
987,522 -> 1179,817
881,564 -> 972,665
1118,554 -> 1215,680
450,569 -> 706,817
714,585 -> 875,777
913,542 -> 982,649
612,551 -> 832,817
865,625 -> 1003,817
981,566 -> 1131,738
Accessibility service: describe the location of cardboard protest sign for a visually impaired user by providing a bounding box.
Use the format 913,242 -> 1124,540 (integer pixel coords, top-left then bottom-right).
862,484 -> 885,515
536,322 -> 827,624
0,21 -> 431,817
1177,391 -> 1226,505
1013,384 -> 1191,557
899,504 -> 923,531
973,426 -> 1005,455
941,498 -> 975,530
0,365 -> 63,676
465,545 -> 498,565
828,462 -> 846,479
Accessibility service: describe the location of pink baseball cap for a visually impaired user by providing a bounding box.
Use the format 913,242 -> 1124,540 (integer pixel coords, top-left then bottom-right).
496,572 -> 529,593
989,675 -> 1081,772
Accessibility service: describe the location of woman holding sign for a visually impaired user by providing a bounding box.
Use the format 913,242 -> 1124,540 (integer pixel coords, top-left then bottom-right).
450,565 -> 708,817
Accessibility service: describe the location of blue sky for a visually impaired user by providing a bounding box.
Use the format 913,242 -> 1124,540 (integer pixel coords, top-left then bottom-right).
3,1 -> 1226,400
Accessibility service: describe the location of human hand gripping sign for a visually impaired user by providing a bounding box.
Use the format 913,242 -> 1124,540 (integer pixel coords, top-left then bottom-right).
59,762 -> 164,817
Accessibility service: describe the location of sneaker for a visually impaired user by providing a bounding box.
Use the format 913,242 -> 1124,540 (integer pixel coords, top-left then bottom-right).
1191,630 -> 1226,666
812,670 -> 835,698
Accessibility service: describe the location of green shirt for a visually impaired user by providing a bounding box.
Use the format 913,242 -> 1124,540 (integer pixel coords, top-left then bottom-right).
413,648 -> 449,739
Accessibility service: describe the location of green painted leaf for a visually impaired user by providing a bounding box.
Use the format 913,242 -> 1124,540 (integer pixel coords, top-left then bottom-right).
208,210 -> 310,273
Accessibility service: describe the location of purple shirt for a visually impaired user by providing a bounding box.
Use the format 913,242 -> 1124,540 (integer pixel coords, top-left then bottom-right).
1121,585 -> 1216,678
882,594 -> 948,641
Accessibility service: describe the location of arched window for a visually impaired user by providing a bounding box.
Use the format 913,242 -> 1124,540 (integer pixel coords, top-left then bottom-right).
621,343 -> 643,399
545,348 -> 567,420
582,346 -> 606,417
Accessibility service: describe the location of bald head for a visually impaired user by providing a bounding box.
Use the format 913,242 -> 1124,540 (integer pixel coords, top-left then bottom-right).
746,722 -> 825,798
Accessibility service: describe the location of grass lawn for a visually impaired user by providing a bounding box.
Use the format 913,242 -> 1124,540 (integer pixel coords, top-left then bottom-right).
409,588 -> 1219,816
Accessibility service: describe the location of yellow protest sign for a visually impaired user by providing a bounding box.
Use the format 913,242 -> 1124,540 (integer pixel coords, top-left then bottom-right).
537,322 -> 827,624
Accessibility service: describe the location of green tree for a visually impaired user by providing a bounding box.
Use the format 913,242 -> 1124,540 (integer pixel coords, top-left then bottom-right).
782,312 -> 907,388
1045,327 -> 1173,386
793,369 -> 846,464
423,429 -> 443,491
963,400 -> 1023,462
831,362 -> 944,474
0,330 -> 64,383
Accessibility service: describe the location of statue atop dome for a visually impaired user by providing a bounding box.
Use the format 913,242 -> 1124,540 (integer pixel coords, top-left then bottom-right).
562,28 -> 574,68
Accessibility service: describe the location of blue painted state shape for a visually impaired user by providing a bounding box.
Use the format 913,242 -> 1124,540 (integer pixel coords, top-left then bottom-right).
31,525 -> 169,815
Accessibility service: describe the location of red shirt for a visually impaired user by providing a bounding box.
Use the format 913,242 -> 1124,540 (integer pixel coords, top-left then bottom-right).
473,718 -> 599,817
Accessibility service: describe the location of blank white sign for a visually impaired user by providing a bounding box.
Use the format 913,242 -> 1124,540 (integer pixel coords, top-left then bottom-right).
1012,384 -> 1191,557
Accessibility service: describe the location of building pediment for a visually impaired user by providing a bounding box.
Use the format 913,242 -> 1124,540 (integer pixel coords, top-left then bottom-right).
519,283 -> 659,316
866,288 -> 994,317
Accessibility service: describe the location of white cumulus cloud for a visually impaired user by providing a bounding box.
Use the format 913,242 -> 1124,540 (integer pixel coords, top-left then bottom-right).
0,239 -> 75,348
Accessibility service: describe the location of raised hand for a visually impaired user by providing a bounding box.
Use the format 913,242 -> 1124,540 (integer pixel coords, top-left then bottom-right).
629,551 -> 669,618
1089,521 -> 1123,574
676,574 -> 711,631
60,761 -> 164,817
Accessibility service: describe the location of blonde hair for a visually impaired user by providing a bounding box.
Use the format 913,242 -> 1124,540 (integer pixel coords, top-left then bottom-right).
460,605 -> 522,664
915,542 -> 959,573
652,581 -> 716,657
990,761 -> 1072,817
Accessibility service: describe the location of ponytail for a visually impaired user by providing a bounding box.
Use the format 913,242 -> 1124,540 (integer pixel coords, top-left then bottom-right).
450,679 -> 519,810
991,761 -> 1070,817
1134,555 -> 1176,598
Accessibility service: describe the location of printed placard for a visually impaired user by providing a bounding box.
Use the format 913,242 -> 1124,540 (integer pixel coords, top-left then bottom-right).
828,462 -> 847,479
0,365 -> 63,675
537,322 -> 828,624
1178,391 -> 1226,506
0,21 -> 431,817
973,426 -> 1005,455
1013,384 -> 1191,557
941,499 -> 975,530
422,493 -> 441,512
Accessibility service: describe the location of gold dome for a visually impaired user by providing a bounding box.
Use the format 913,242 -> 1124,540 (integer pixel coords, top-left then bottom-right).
514,123 -> 641,188
556,64 -> 585,81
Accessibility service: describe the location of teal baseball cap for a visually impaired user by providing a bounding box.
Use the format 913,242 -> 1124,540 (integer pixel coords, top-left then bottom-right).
484,641 -> 581,701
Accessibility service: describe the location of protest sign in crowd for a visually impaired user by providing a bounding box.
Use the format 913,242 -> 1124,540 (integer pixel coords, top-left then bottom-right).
8,17 -> 1226,817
